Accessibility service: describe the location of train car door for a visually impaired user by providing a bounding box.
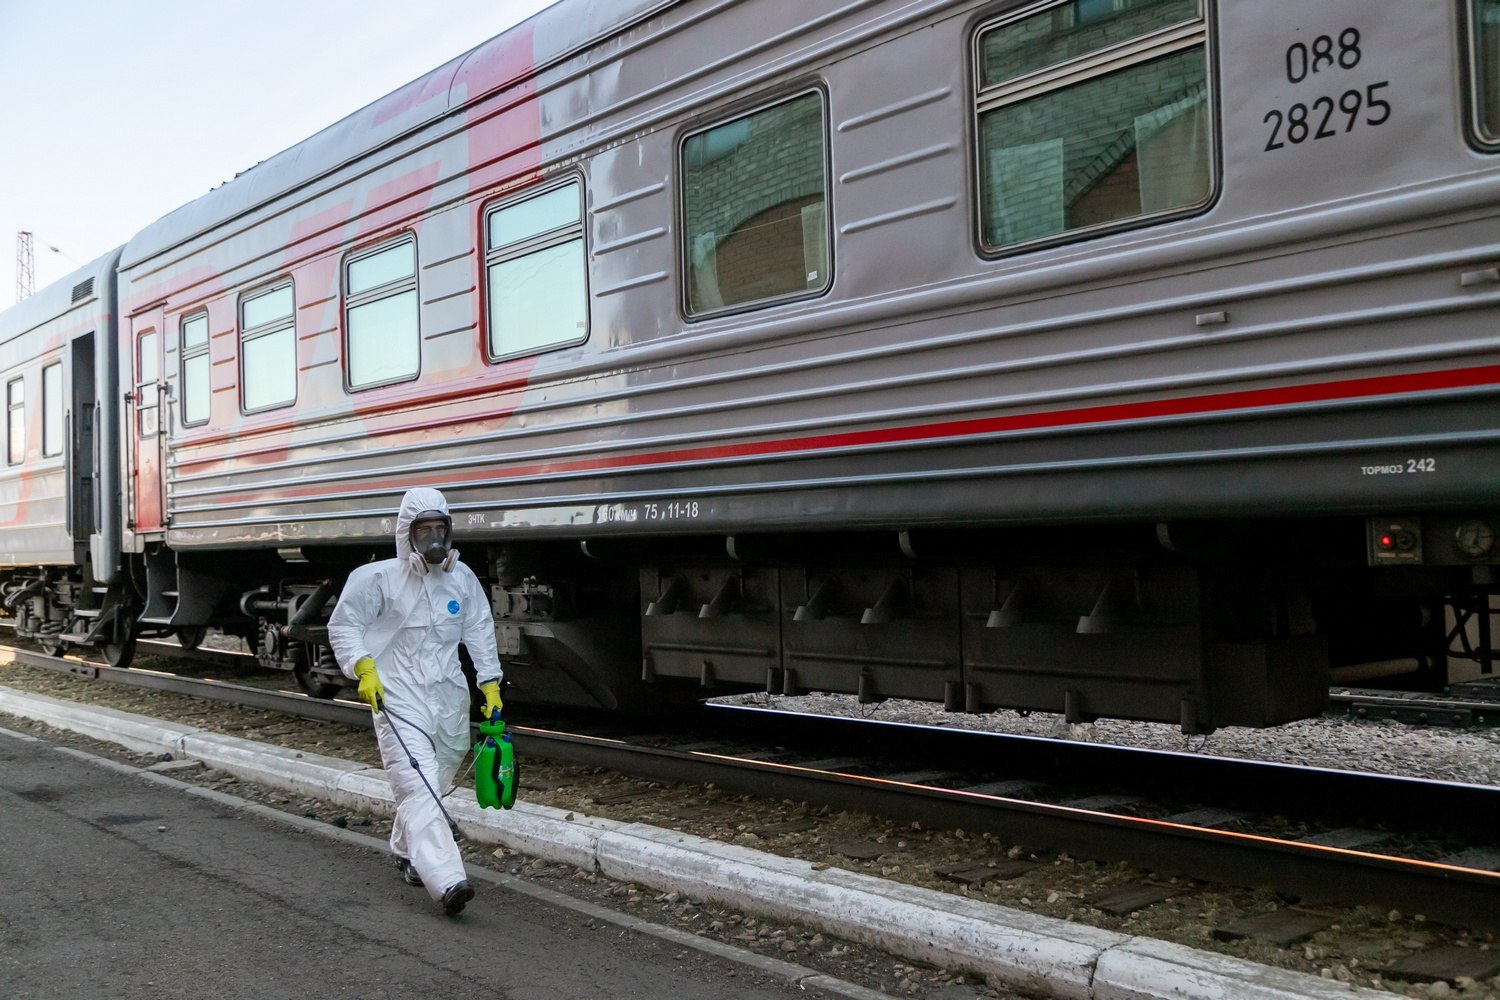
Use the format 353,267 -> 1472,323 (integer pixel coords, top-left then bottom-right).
67,333 -> 97,547
127,310 -> 166,535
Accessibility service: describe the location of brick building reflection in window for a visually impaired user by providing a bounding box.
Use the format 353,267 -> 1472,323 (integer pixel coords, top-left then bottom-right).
683,91 -> 829,316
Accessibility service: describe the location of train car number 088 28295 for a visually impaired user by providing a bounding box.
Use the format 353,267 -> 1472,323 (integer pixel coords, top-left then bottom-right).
1263,26 -> 1391,152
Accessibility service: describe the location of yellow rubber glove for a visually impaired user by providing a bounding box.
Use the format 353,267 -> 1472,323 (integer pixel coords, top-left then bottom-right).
479,680 -> 503,719
353,656 -> 384,711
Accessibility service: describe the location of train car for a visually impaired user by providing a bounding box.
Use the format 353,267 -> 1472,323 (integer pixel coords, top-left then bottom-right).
0,249 -> 126,656
7,0 -> 1499,731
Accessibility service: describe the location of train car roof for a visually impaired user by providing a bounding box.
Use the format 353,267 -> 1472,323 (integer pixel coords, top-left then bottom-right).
0,247 -> 124,345
120,0 -> 671,273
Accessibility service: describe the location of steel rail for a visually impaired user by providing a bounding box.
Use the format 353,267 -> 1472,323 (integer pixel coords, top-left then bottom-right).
1328,686 -> 1500,726
0,644 -> 371,728
703,703 -> 1500,837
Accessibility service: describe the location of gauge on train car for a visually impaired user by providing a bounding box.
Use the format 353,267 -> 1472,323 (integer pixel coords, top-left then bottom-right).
1454,520 -> 1496,560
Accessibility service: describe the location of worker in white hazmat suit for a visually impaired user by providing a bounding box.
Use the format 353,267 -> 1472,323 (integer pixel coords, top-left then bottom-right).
327,486 -> 504,916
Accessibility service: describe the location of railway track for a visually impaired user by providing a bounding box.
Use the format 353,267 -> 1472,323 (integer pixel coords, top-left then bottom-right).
3,638 -> 1498,935
1329,682 -> 1500,727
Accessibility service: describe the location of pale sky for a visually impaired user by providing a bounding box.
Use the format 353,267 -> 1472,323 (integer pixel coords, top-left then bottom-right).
0,0 -> 560,304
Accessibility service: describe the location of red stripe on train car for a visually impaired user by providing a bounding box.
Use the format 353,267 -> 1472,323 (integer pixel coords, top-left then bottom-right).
202,362 -> 1500,504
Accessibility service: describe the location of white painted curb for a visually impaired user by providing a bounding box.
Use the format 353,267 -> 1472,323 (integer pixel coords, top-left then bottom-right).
0,685 -> 1395,1000
1093,937 -> 1388,1000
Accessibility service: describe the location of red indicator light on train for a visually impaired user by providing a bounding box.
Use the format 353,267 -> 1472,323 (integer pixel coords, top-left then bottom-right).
1379,534 -> 1394,549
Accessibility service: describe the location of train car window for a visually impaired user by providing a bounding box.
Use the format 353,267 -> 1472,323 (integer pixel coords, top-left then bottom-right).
239,284 -> 296,413
681,90 -> 830,316
5,377 -> 22,465
484,178 -> 587,361
42,362 -> 62,457
136,330 -> 159,437
975,0 -> 1210,251
180,312 -> 210,426
344,237 -> 419,389
1472,0 -> 1500,146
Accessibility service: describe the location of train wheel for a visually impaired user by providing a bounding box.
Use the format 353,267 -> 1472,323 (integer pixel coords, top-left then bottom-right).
39,637 -> 66,657
176,626 -> 207,650
102,634 -> 137,669
293,662 -> 344,700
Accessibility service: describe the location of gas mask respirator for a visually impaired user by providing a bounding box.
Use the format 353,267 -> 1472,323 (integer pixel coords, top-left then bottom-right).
409,513 -> 456,573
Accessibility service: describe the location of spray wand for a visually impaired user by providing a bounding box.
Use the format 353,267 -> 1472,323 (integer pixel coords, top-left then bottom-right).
378,699 -> 464,837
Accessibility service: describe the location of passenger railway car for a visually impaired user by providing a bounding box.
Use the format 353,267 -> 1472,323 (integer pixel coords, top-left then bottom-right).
3,0 -> 1498,732
0,250 -> 125,658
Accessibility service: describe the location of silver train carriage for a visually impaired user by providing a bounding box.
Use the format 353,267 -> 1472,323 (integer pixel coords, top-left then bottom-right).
0,250 -> 126,657
4,0 -> 1499,731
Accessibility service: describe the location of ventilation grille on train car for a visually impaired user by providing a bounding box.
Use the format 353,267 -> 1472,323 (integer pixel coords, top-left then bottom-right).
71,278 -> 94,302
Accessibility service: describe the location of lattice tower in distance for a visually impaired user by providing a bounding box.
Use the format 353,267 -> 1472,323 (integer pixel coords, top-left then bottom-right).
15,231 -> 35,303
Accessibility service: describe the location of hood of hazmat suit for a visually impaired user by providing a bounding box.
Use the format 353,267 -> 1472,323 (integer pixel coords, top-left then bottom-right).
396,486 -> 457,572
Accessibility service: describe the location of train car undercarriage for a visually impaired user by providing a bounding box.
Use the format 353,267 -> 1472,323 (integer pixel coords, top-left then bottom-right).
4,514 -> 1494,735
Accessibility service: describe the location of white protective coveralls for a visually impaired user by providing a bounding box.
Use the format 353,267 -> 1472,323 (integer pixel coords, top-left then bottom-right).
327,487 -> 502,900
